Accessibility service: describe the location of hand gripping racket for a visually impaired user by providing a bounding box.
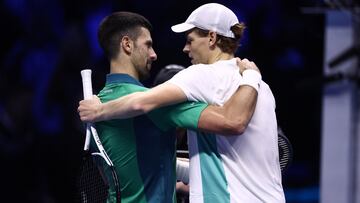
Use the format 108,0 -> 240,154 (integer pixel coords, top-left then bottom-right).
77,69 -> 121,203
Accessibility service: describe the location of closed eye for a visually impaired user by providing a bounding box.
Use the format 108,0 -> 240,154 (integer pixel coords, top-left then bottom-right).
145,40 -> 153,48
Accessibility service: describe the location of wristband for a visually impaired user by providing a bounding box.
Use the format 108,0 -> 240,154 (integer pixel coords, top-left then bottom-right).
241,69 -> 262,91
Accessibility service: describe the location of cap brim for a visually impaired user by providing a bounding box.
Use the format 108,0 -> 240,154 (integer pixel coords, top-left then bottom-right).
171,23 -> 196,33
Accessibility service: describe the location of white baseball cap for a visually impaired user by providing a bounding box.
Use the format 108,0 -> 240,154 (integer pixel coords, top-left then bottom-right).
171,3 -> 239,38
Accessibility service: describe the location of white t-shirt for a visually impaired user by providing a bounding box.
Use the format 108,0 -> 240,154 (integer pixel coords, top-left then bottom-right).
168,58 -> 285,203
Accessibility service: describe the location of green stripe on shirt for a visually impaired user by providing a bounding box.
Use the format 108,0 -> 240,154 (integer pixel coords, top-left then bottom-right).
197,132 -> 230,203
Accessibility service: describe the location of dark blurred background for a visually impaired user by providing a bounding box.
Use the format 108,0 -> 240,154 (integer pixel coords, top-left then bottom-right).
0,0 -> 358,202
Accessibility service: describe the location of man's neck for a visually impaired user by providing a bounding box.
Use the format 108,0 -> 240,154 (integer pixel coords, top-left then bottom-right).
110,60 -> 139,80
209,52 -> 234,64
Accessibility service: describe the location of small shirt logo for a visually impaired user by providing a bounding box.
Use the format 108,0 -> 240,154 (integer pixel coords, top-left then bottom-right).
103,89 -> 113,94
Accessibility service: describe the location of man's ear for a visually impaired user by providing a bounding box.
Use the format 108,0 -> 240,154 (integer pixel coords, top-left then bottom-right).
121,36 -> 132,54
208,31 -> 217,47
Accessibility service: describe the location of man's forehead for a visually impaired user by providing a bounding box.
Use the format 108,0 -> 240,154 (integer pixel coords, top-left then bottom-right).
136,28 -> 152,40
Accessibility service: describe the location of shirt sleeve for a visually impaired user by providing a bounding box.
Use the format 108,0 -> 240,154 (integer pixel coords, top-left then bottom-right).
99,82 -> 208,132
147,101 -> 208,132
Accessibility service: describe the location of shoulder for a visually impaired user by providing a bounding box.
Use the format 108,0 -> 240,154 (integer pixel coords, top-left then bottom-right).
179,64 -> 208,74
176,64 -> 214,78
98,83 -> 149,101
106,83 -> 149,92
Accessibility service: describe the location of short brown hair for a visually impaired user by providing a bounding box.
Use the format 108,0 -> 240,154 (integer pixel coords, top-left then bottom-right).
192,22 -> 246,54
97,11 -> 153,60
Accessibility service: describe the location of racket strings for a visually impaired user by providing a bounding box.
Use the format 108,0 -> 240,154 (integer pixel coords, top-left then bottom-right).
77,154 -> 109,203
278,135 -> 293,173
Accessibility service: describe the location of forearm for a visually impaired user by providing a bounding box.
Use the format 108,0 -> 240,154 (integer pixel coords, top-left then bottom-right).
96,83 -> 187,121
197,68 -> 261,135
98,92 -> 152,120
197,85 -> 257,135
218,69 -> 261,134
222,85 -> 258,133
198,106 -> 244,135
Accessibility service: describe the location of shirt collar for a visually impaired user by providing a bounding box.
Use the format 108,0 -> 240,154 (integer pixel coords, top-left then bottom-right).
105,73 -> 144,87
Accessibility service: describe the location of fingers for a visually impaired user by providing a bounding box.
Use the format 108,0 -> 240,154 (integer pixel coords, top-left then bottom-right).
77,95 -> 101,122
78,100 -> 91,122
235,57 -> 243,70
236,58 -> 246,73
237,58 -> 260,74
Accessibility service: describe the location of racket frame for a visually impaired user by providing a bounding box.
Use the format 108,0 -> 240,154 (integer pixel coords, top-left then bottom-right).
80,69 -> 121,202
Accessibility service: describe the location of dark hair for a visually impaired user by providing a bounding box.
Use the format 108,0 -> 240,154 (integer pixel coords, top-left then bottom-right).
97,11 -> 153,60
192,22 -> 246,54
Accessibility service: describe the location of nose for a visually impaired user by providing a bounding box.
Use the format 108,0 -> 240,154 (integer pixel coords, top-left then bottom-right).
183,44 -> 189,54
150,48 -> 157,61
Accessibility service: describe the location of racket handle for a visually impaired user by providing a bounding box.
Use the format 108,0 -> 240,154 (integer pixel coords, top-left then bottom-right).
81,69 -> 93,151
176,158 -> 189,184
84,124 -> 91,151
81,69 -> 93,100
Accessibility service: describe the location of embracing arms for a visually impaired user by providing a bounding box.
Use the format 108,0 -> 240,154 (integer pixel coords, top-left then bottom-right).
78,58 -> 261,135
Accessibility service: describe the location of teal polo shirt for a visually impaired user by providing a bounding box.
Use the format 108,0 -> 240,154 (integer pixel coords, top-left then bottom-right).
95,74 -> 207,203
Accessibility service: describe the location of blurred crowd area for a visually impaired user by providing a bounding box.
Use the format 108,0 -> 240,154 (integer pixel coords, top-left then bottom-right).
0,0 -> 335,202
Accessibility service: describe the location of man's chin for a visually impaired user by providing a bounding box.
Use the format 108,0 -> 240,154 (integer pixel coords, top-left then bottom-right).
146,64 -> 152,71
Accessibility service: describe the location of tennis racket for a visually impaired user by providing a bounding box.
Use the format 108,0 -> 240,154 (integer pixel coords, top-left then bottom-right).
77,69 -> 121,203
278,127 -> 293,174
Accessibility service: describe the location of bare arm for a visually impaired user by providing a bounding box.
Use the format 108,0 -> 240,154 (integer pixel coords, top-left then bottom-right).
197,85 -> 257,135
197,58 -> 261,135
78,83 -> 188,122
